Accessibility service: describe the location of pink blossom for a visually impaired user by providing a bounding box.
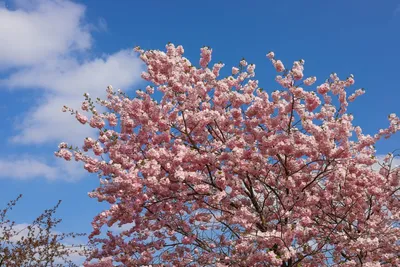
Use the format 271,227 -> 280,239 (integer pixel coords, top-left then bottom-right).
84,257 -> 113,267
55,148 -> 72,161
346,75 -> 355,86
232,67 -> 239,75
240,59 -> 248,67
57,43 -> 400,267
92,143 -> 104,156
200,46 -> 212,68
246,63 -> 256,75
81,101 -> 89,111
145,85 -> 154,94
303,76 -> 316,86
348,88 -> 365,102
58,142 -> 68,149
74,152 -> 84,161
89,116 -> 105,129
107,113 -> 118,127
317,83 -> 330,94
291,61 -> 304,80
273,60 -> 285,72
212,62 -> 225,76
266,51 -> 275,59
75,112 -> 88,124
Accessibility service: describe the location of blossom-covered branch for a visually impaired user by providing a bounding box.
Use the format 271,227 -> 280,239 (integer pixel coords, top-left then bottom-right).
57,44 -> 400,266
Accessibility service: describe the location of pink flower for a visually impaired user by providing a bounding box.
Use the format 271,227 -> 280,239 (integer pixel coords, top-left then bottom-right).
345,75 -> 355,86
57,43 -> 400,267
84,257 -> 113,267
89,116 -> 105,129
74,152 -> 84,161
76,112 -> 88,124
93,143 -> 104,156
55,149 -> 72,161
107,113 -> 118,127
200,46 -> 212,68
348,88 -> 365,102
317,83 -> 330,94
84,163 -> 98,173
266,51 -> 275,59
247,64 -> 256,75
291,61 -> 304,80
176,45 -> 184,55
273,60 -> 285,72
292,69 -> 303,80
84,137 -> 95,148
81,101 -> 89,111
58,142 -> 68,149
303,76 -> 317,86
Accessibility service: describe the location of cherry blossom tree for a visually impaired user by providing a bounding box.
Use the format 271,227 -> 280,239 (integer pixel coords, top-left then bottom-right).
56,44 -> 400,266
0,195 -> 89,267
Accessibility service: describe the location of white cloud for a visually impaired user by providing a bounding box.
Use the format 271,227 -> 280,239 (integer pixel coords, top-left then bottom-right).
0,0 -> 144,145
10,94 -> 97,145
0,0 -> 91,68
7,50 -> 142,145
4,49 -> 141,96
0,154 -> 87,181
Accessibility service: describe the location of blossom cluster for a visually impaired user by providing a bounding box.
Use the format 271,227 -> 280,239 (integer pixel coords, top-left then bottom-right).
57,44 -> 400,266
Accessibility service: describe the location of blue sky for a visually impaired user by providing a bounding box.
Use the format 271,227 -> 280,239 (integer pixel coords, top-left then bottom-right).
0,0 -> 400,264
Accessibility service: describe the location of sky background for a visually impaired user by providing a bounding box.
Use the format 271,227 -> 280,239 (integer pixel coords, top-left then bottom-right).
1,0 -> 400,264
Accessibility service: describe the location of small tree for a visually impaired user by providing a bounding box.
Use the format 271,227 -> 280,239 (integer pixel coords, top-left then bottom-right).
0,195 -> 89,266
57,44 -> 400,266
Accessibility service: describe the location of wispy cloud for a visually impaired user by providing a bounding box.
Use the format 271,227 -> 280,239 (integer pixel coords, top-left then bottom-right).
0,0 -> 91,69
0,0 -> 143,146
394,4 -> 400,17
97,17 -> 108,32
0,154 -> 87,181
7,50 -> 141,145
